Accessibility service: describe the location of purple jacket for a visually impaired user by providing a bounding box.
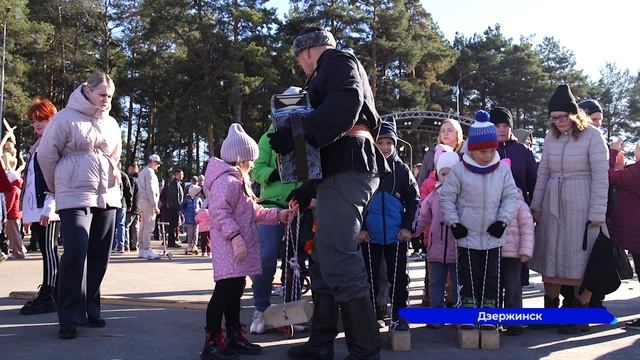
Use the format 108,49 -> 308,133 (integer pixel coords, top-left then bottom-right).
416,189 -> 457,264
608,162 -> 640,253
497,139 -> 537,204
205,157 -> 280,281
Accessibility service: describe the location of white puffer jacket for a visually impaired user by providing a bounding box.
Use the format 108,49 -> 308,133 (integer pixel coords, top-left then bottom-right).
37,85 -> 122,211
439,153 -> 518,250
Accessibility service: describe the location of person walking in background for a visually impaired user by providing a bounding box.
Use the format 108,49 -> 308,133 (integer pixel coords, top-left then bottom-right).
196,204 -> 211,257
137,154 -> 162,260
182,184 -> 202,255
37,72 -> 122,339
201,123 -> 293,359
1,170 -> 25,259
111,169 -> 132,254
166,168 -> 184,248
125,163 -> 140,252
17,97 -> 60,314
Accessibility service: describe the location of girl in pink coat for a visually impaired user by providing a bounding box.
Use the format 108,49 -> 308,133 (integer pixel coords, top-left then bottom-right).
195,205 -> 211,257
415,150 -> 461,321
202,124 -> 292,359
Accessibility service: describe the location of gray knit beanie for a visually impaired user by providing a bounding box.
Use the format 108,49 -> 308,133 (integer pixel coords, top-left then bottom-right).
292,27 -> 336,56
220,123 -> 259,163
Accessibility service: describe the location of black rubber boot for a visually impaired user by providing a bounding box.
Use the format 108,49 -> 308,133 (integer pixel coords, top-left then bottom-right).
459,297 -> 476,330
201,329 -> 238,360
560,286 -> 574,308
287,293 -> 338,360
558,300 -> 590,334
479,299 -> 497,330
226,324 -> 261,355
340,296 -> 381,360
21,285 -> 56,315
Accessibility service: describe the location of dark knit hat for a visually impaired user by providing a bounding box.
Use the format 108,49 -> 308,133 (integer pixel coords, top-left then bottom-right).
467,110 -> 498,151
489,107 -> 513,128
578,99 -> 603,115
377,119 -> 398,145
548,84 -> 579,114
292,27 -> 337,57
220,123 -> 259,163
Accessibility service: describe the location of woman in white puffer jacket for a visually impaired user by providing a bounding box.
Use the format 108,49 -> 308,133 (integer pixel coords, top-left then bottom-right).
38,72 -> 122,340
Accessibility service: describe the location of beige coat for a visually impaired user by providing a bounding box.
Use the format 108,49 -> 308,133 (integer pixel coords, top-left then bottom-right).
529,126 -> 608,281
37,85 -> 122,211
137,166 -> 159,208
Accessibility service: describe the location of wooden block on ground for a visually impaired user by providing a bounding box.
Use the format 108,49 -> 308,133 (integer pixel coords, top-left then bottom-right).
263,299 -> 313,329
480,329 -> 500,350
389,329 -> 411,351
458,328 -> 480,349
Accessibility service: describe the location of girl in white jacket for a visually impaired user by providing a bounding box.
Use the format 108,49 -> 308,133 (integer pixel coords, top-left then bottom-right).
440,111 -> 518,330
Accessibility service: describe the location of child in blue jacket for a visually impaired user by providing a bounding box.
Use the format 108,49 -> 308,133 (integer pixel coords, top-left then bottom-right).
181,184 -> 203,254
358,119 -> 419,331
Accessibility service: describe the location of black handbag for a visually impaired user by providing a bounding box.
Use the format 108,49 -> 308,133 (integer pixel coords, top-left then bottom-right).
580,222 -> 621,295
613,246 -> 634,280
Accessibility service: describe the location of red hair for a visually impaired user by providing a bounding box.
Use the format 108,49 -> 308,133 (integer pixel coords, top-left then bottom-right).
26,96 -> 57,122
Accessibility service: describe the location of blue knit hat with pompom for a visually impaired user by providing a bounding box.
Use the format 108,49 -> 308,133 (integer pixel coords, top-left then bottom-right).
467,110 -> 498,151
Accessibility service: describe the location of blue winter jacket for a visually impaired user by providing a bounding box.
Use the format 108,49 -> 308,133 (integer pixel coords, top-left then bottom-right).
364,152 -> 420,245
181,196 -> 202,224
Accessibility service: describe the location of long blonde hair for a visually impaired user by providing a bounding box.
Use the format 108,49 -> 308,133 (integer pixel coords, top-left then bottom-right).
437,119 -> 464,151
550,109 -> 590,139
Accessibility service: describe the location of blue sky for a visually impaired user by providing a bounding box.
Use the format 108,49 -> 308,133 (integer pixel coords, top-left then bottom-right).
266,0 -> 640,80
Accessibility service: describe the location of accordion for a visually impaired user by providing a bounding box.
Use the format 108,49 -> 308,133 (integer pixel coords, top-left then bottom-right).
270,92 -> 323,184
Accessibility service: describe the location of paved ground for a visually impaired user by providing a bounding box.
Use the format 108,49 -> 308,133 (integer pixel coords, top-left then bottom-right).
1,239 -> 639,359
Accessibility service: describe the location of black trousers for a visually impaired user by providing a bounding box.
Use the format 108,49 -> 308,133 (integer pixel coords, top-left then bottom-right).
167,208 -> 180,244
32,222 -> 61,288
362,242 -> 409,315
57,207 -> 116,325
458,247 -> 500,305
206,277 -> 246,331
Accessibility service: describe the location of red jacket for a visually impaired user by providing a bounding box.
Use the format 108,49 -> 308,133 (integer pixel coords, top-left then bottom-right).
0,168 -> 22,220
608,162 -> 640,253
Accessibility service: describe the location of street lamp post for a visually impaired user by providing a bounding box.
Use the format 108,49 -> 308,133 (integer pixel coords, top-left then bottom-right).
456,71 -> 477,115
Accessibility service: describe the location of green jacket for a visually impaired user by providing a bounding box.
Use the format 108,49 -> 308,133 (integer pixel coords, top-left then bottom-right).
251,125 -> 302,208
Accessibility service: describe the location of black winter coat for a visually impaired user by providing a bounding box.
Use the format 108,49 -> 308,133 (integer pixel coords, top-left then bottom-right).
497,139 -> 537,204
303,49 -> 387,178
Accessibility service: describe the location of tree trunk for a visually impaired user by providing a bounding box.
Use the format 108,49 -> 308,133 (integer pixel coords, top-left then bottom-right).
126,96 -> 134,165
207,122 -> 215,158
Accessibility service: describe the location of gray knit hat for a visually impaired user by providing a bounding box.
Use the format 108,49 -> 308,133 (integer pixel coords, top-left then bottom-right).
292,27 -> 336,56
220,123 -> 259,163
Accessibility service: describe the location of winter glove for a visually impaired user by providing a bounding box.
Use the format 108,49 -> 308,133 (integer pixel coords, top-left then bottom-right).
268,169 -> 280,183
267,127 -> 295,154
450,223 -> 468,240
487,221 -> 507,238
231,235 -> 247,263
286,182 -> 316,211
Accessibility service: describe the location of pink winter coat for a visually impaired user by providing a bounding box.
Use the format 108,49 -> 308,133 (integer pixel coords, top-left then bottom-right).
415,188 -> 457,264
205,157 -> 280,281
196,208 -> 210,233
502,190 -> 535,259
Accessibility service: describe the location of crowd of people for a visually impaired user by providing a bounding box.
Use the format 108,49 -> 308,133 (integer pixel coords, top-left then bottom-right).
0,26 -> 639,360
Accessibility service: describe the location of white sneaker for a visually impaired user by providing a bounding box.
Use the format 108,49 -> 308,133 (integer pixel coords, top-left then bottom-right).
271,286 -> 284,297
0,251 -> 7,262
138,249 -> 148,259
250,310 -> 266,334
145,249 -> 160,260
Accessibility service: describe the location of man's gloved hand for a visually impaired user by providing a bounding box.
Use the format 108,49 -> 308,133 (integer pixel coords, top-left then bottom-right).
487,221 -> 507,238
286,183 -> 315,211
268,127 -> 295,154
450,223 -> 468,240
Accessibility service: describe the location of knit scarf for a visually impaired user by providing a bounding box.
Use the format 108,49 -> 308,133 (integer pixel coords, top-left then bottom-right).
462,152 -> 501,174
